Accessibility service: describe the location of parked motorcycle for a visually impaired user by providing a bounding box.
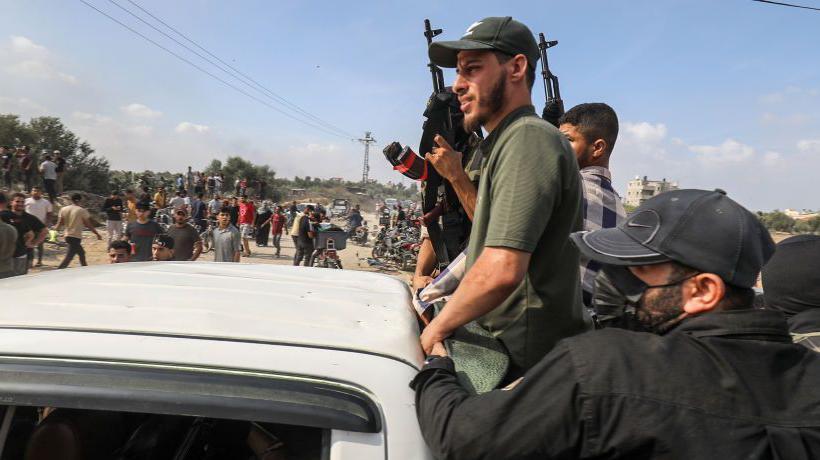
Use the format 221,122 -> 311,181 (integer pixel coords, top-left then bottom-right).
371,226 -> 420,271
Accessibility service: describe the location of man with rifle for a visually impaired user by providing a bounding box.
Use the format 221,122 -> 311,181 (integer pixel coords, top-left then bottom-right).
417,16 -> 589,379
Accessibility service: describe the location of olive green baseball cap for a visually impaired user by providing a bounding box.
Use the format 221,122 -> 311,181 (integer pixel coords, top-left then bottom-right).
428,16 -> 540,69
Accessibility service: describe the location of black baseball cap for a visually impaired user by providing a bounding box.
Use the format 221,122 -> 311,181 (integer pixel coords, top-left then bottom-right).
428,17 -> 540,69
153,234 -> 174,249
135,201 -> 151,211
570,189 -> 775,288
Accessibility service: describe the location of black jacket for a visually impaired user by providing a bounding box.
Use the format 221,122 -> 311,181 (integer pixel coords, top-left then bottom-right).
411,309 -> 820,459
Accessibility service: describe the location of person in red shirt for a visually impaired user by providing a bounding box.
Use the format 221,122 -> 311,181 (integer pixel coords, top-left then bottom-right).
270,206 -> 286,258
237,194 -> 256,257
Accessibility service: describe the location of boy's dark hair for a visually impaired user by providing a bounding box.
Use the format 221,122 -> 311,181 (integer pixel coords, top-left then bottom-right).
558,103 -> 620,154
109,240 -> 131,252
153,234 -> 175,249
71,193 -> 83,202
12,192 -> 26,200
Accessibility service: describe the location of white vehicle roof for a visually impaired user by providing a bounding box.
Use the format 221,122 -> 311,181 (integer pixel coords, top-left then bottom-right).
0,263 -> 423,368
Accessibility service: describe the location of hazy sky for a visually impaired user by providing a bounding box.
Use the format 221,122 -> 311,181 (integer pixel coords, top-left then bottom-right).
1,0 -> 818,210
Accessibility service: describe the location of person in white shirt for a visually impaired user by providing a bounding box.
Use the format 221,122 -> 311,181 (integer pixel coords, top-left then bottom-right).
38,154 -> 58,202
214,173 -> 223,196
24,186 -> 53,268
167,190 -> 188,213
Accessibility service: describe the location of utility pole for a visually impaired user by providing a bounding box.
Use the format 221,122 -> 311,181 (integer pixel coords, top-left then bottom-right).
358,131 -> 376,184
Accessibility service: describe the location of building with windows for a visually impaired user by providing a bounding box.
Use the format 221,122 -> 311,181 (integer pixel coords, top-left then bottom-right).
625,176 -> 680,207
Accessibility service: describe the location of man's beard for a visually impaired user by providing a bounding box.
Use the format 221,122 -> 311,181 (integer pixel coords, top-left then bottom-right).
464,69 -> 507,132
636,286 -> 688,334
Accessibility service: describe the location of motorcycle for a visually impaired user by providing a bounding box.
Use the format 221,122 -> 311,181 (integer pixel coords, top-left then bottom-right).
345,221 -> 369,245
371,226 -> 420,271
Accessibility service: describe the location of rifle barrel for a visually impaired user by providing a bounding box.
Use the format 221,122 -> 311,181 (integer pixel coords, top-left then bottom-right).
538,32 -> 560,103
424,19 -> 452,131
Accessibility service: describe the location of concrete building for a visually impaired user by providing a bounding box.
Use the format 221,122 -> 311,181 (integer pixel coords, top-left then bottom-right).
625,176 -> 680,207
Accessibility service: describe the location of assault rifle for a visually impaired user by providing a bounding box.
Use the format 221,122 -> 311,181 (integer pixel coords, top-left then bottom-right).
538,32 -> 564,127
423,19 -> 453,135
419,18 -> 452,266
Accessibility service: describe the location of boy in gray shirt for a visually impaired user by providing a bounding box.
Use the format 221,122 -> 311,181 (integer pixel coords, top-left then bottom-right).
212,209 -> 241,262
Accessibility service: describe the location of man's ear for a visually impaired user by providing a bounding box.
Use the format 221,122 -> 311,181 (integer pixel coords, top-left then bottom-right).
682,273 -> 725,315
591,139 -> 608,160
509,54 -> 529,84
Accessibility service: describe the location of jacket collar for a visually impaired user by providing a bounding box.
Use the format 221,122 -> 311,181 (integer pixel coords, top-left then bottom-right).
673,309 -> 792,343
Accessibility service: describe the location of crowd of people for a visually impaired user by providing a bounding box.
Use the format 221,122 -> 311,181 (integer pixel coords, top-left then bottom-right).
1,146 -> 67,202
0,173 -> 375,278
154,169 -> 270,202
0,177 -> 327,275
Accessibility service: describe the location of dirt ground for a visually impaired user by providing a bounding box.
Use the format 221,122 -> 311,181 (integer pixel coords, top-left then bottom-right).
30,211 -> 414,284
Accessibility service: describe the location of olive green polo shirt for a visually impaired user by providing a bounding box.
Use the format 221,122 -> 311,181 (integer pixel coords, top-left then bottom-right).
467,105 -> 590,371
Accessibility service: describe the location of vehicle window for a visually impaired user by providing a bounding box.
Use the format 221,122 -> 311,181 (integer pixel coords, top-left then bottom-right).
0,406 -> 327,460
0,358 -> 380,459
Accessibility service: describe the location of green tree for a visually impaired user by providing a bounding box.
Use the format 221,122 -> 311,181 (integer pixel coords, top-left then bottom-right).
793,216 -> 820,234
201,156 -> 278,199
0,115 -> 36,148
758,211 -> 795,233
64,141 -> 110,194
203,159 -> 223,177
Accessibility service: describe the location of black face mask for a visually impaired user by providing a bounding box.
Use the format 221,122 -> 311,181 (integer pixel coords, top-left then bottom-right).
597,265 -> 699,334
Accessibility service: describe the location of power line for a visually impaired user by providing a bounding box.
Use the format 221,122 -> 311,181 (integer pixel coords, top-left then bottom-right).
752,0 -> 820,12
78,0 -> 355,140
115,0 -> 356,138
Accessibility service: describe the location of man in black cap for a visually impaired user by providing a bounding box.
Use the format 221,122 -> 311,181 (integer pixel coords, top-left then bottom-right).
152,234 -> 175,261
763,234 -> 820,352
412,189 -> 820,459
419,17 -> 588,377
